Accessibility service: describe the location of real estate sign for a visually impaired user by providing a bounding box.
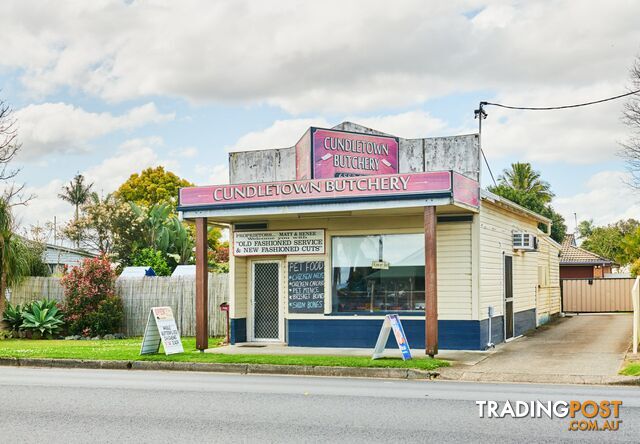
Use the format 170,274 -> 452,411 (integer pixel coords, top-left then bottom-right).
372,314 -> 412,361
140,306 -> 184,355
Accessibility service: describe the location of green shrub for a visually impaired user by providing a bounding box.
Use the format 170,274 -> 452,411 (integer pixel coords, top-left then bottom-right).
61,256 -> 124,336
131,247 -> 172,276
20,299 -> 65,338
631,258 -> 640,278
2,302 -> 24,331
85,296 -> 124,336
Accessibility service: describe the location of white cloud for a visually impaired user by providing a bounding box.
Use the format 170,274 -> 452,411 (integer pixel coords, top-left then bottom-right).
230,118 -> 330,152
172,147 -> 198,158
228,110 -> 450,151
14,137 -> 179,228
15,102 -> 174,160
481,84 -> 629,165
1,1 -> 638,115
554,170 -> 640,229
195,163 -> 229,185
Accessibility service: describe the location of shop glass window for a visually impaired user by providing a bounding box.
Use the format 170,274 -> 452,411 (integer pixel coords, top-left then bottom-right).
331,234 -> 425,313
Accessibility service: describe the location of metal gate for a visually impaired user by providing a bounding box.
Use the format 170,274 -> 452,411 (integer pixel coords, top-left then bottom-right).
562,278 -> 635,312
251,261 -> 281,341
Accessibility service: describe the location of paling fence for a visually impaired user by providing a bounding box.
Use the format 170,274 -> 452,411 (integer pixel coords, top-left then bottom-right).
9,274 -> 229,337
562,278 -> 635,313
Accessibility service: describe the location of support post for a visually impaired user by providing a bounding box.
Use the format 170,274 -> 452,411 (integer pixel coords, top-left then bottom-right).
195,217 -> 208,351
424,206 -> 438,357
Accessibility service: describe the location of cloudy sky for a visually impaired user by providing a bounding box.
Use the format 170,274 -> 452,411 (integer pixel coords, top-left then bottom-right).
1,0 -> 640,233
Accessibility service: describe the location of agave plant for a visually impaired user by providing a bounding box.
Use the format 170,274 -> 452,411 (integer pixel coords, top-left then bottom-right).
2,302 -> 24,331
20,299 -> 65,337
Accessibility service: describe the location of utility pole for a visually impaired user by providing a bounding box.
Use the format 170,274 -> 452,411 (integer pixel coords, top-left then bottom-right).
475,102 -> 496,186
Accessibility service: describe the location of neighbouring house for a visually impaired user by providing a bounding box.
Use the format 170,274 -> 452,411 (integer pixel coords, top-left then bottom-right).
560,234 -> 614,279
43,243 -> 97,274
178,122 -> 562,352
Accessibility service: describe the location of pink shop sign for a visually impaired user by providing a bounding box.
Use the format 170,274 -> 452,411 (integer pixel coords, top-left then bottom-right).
311,128 -> 399,179
179,171 -> 456,208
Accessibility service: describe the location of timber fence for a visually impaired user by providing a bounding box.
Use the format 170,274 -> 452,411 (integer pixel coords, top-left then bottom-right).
8,274 -> 229,337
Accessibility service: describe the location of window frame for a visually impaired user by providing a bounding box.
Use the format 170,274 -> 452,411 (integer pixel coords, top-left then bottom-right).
330,232 -> 426,315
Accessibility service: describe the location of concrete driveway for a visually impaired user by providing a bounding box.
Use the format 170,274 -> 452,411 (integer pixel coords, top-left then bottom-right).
440,314 -> 633,384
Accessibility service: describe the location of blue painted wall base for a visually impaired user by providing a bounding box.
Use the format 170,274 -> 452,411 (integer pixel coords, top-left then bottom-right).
231,309 -> 537,350
288,318 -> 496,350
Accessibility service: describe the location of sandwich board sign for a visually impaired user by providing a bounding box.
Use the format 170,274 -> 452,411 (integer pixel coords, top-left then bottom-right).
372,314 -> 412,360
140,306 -> 184,355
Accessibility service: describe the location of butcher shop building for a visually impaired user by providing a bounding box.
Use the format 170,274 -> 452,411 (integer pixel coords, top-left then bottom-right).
178,122 -> 561,354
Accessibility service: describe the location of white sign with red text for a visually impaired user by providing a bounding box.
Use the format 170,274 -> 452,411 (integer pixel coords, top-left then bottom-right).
140,306 -> 184,355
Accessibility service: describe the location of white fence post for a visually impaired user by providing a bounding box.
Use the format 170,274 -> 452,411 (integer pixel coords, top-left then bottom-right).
633,277 -> 640,354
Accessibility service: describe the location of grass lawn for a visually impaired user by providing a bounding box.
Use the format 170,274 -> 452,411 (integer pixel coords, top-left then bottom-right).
0,337 -> 448,370
620,362 -> 640,376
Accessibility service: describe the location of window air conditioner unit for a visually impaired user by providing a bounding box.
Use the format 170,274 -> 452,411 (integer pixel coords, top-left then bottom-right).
513,232 -> 537,251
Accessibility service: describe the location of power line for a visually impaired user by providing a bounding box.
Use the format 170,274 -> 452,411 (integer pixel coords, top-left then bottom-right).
481,88 -> 640,111
481,148 -> 497,186
475,88 -> 640,188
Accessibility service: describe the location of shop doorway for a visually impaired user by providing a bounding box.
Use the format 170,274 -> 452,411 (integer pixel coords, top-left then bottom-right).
250,260 -> 282,341
504,255 -> 514,340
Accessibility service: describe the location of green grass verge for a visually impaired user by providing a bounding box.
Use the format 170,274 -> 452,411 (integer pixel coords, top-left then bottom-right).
0,337 -> 448,370
620,362 -> 640,376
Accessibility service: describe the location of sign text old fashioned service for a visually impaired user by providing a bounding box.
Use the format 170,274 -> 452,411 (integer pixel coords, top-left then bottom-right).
234,230 -> 325,256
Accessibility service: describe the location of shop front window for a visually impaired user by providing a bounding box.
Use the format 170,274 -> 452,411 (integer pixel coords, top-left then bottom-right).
331,234 -> 425,313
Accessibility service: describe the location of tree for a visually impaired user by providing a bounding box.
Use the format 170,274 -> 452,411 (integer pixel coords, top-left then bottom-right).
495,162 -> 554,204
0,98 -> 35,318
0,198 -> 29,317
58,174 -> 94,223
622,58 -> 640,187
0,99 -> 21,184
116,166 -> 193,207
577,219 -> 595,239
579,219 -> 640,266
488,163 -> 566,243
62,193 -> 142,260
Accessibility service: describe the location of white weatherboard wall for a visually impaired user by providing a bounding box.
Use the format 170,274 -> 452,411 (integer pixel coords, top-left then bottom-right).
228,214 -> 473,322
536,236 -> 561,323
478,200 -> 541,320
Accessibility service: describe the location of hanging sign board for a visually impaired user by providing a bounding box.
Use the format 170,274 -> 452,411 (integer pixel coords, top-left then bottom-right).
288,261 -> 325,313
234,230 -> 325,256
140,306 -> 184,355
371,260 -> 390,270
372,314 -> 412,360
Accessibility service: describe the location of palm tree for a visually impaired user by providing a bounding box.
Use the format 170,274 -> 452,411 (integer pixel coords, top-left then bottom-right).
58,174 -> 94,223
496,162 -> 554,204
0,198 -> 29,319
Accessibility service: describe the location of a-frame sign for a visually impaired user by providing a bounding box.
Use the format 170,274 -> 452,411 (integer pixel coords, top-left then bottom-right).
140,306 -> 184,355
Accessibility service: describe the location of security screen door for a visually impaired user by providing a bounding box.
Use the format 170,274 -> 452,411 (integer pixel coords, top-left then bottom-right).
252,261 -> 281,341
504,255 -> 514,340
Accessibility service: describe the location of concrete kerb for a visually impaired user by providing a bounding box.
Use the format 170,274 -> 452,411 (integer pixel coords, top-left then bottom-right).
0,357 -> 440,380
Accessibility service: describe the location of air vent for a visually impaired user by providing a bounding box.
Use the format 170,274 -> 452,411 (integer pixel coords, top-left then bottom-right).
513,232 -> 537,251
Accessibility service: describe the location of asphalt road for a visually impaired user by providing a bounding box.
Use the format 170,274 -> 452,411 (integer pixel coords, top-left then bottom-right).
1,367 -> 640,443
